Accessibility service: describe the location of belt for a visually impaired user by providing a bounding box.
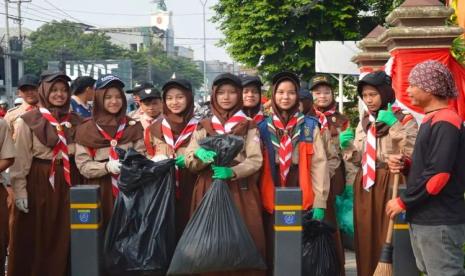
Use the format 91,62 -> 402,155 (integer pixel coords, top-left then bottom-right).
376,162 -> 388,169
33,157 -> 75,165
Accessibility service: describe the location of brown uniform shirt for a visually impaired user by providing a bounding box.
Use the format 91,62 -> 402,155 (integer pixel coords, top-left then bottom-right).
9,118 -> 77,198
75,139 -> 146,179
343,118 -> 418,184
0,119 -> 15,184
4,103 -> 34,141
185,126 -> 263,181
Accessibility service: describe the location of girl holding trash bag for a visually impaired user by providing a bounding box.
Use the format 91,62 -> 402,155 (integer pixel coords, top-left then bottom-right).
258,72 -> 330,274
184,73 -> 266,276
75,74 -> 145,230
340,71 -> 417,276
8,71 -> 83,276
148,78 -> 199,240
298,84 -> 347,276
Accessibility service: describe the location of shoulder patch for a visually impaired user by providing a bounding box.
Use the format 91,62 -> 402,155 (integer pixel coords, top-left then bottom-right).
431,109 -> 462,129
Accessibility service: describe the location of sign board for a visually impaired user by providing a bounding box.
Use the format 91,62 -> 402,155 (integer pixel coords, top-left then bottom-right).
315,41 -> 360,75
48,60 -> 133,89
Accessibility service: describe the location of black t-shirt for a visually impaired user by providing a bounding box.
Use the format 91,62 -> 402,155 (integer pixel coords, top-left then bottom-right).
401,108 -> 465,225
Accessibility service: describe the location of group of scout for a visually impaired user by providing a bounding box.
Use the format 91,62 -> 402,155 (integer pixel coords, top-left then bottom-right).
0,58 -> 463,276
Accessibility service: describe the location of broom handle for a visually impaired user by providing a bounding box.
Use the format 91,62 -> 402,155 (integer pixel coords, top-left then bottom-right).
385,173 -> 400,244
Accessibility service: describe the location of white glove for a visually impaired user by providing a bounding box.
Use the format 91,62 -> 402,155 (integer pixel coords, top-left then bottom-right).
15,198 -> 29,213
106,160 -> 122,174
151,154 -> 169,163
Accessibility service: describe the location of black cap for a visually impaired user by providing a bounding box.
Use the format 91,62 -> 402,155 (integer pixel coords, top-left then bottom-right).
94,74 -> 125,90
139,88 -> 162,101
212,73 -> 242,88
126,82 -> 154,94
310,75 -> 332,90
18,74 -> 39,89
40,70 -> 71,83
240,74 -> 263,88
298,87 -> 313,100
357,71 -> 391,95
271,71 -> 300,87
71,76 -> 96,95
162,79 -> 192,92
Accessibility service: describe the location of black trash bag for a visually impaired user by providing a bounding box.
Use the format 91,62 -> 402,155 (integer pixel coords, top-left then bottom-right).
168,135 -> 267,275
302,210 -> 340,276
104,148 -> 176,275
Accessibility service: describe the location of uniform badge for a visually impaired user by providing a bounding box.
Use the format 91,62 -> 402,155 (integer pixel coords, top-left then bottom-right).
128,120 -> 136,126
331,117 -> 337,123
304,125 -> 310,137
64,122 -> 72,128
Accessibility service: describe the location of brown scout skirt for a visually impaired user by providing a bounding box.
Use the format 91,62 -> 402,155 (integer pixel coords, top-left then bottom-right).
175,168 -> 197,241
8,158 -> 82,276
0,186 -> 8,276
190,170 -> 266,276
353,166 -> 403,276
84,174 -> 114,231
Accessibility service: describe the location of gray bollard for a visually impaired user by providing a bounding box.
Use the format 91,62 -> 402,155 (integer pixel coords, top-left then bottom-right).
274,187 -> 302,276
393,186 -> 420,276
70,185 -> 102,276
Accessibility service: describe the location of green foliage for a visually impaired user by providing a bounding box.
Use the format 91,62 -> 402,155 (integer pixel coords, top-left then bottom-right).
24,20 -> 203,89
452,35 -> 465,66
212,0 -> 360,80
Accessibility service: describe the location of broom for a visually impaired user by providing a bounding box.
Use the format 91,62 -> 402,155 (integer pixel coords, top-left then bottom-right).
373,173 -> 400,276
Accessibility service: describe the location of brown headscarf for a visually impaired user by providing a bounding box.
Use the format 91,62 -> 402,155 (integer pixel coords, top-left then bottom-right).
149,84 -> 195,141
201,80 -> 252,136
271,76 -> 301,124
75,85 -> 143,148
22,76 -> 82,147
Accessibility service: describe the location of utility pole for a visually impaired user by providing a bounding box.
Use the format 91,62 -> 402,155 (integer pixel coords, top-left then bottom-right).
4,0 -> 13,106
15,0 -> 29,78
199,0 -> 207,95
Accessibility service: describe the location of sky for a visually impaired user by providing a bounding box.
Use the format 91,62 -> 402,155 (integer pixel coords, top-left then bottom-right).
2,0 -> 232,62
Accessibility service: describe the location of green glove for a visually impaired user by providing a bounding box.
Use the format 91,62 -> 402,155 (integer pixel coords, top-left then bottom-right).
194,147 -> 217,164
312,208 -> 325,221
175,155 -> 186,169
377,103 -> 398,127
339,128 -> 354,149
212,165 -> 234,180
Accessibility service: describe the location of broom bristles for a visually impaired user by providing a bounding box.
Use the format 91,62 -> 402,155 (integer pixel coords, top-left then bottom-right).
373,262 -> 393,276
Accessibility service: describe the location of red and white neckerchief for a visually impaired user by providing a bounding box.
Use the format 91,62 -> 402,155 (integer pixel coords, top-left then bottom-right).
39,108 -> 72,188
360,102 -> 377,191
314,106 -> 336,133
162,117 -> 199,196
272,113 -> 299,185
95,118 -> 127,197
253,111 -> 265,124
211,110 -> 247,134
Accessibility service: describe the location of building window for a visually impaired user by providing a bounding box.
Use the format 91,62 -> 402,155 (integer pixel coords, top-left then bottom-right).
129,43 -> 137,51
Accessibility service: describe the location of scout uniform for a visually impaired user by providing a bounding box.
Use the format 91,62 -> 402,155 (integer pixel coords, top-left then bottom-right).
8,72 -> 83,276
185,73 -> 266,276
75,75 -> 145,230
0,119 -> 15,276
342,71 -> 417,276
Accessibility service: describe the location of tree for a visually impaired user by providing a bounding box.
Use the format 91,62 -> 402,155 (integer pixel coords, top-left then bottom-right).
24,20 -> 203,89
24,20 -> 125,75
212,0 -> 361,80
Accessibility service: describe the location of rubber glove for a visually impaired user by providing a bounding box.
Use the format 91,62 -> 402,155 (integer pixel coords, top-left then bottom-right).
339,128 -> 355,149
212,165 -> 234,180
175,155 -> 186,169
377,103 -> 398,126
312,208 -> 325,221
106,160 -> 122,174
194,147 -> 217,164
15,198 -> 29,213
